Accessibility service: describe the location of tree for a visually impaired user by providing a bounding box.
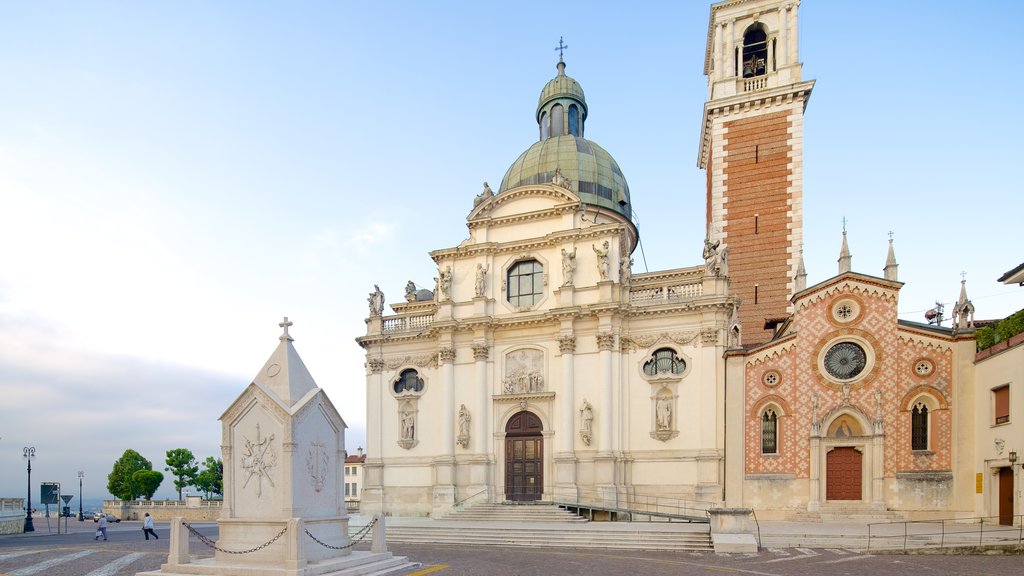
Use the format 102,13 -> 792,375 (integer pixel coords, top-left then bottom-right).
164,448 -> 199,501
194,456 -> 223,499
132,470 -> 164,500
107,449 -> 152,501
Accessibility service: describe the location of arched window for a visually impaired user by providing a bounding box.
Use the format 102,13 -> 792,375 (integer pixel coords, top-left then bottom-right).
550,104 -> 564,137
643,348 -> 686,376
761,408 -> 778,454
742,26 -> 768,78
911,402 -> 929,450
393,369 -> 424,394
539,111 -> 549,140
507,260 -> 543,307
568,105 -> 579,136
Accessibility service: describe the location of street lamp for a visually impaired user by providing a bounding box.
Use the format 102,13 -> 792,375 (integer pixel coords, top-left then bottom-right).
77,471 -> 85,521
1010,451 -> 1018,467
23,447 -> 35,533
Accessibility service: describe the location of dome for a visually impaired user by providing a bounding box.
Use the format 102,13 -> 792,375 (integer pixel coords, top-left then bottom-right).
537,63 -> 588,121
498,134 -> 631,219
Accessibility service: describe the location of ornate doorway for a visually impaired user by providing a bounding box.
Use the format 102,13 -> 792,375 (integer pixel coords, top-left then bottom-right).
826,447 -> 862,501
505,411 -> 543,502
998,467 -> 1013,526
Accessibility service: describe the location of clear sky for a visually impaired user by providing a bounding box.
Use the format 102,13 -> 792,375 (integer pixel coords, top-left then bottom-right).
1,1 -> 1021,501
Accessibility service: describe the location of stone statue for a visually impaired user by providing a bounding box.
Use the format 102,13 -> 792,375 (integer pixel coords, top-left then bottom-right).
704,237 -> 727,276
400,410 -> 415,441
368,284 -> 384,317
620,255 -> 633,284
552,167 -> 570,189
474,263 -> 488,297
473,181 -> 495,207
593,241 -> 610,280
656,397 -> 672,430
438,266 -> 452,300
579,399 -> 594,446
405,281 -> 417,302
457,404 -> 471,448
561,247 -> 577,286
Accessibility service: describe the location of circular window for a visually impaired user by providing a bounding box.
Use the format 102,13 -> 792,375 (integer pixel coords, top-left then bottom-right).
830,298 -> 861,324
763,370 -> 781,387
823,342 -> 867,380
913,359 -> 934,377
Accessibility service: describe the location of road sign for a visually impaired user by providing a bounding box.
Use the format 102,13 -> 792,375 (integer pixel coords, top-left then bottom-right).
60,494 -> 73,504
40,482 -> 60,505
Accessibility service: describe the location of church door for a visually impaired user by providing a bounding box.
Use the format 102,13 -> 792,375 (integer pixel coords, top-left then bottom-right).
998,467 -> 1014,526
826,447 -> 862,501
505,411 -> 543,502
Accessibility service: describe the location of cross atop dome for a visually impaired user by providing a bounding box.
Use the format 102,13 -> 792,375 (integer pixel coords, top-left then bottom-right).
554,36 -> 569,63
279,316 -> 294,342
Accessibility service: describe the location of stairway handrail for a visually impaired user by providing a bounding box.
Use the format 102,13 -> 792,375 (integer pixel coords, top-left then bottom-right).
866,514 -> 1023,551
452,487 -> 489,509
549,486 -> 715,522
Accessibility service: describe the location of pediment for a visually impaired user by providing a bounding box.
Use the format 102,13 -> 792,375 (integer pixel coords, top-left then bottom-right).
468,185 -> 579,222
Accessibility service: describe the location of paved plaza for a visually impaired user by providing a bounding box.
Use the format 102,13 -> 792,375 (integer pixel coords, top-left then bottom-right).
0,518 -> 1020,576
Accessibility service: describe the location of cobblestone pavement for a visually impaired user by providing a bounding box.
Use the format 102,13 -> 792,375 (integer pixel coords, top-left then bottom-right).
1,523 -> 1020,576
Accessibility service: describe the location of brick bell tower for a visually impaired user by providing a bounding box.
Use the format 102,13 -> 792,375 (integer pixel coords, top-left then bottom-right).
699,0 -> 814,346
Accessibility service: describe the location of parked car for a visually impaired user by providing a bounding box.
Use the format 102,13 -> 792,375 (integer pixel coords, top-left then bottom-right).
92,512 -> 120,523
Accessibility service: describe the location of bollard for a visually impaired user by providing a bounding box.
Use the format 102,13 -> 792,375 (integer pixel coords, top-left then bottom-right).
167,517 -> 190,566
371,513 -> 387,553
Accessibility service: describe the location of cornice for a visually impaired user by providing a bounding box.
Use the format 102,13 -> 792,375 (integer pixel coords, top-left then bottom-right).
896,330 -> 954,352
430,223 -> 627,262
794,274 -> 901,312
467,185 -> 579,221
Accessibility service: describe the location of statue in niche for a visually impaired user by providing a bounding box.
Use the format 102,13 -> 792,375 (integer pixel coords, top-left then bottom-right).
457,404 -> 470,448
620,255 -> 633,284
593,241 -> 610,280
400,410 -> 415,441
474,263 -> 488,297
561,247 -> 577,286
656,396 -> 672,430
368,284 -> 384,317
579,399 -> 594,446
473,181 -> 494,207
438,266 -> 453,300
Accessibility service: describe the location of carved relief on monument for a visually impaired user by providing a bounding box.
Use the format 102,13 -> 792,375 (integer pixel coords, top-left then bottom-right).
502,348 -> 545,394
305,439 -> 329,493
240,422 -> 278,497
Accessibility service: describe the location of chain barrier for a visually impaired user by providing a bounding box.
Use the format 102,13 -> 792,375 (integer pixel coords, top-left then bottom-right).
182,521 -> 289,555
305,516 -> 378,550
181,516 -> 379,555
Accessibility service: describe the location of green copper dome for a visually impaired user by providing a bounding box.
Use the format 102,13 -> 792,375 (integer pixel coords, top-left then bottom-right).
499,59 -> 631,220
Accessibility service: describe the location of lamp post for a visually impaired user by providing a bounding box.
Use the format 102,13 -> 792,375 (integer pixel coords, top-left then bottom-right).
77,471 -> 85,521
23,447 -> 35,533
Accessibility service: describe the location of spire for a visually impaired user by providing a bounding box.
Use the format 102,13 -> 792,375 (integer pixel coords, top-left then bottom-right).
794,247 -> 807,293
952,275 -> 975,330
883,233 -> 898,281
253,317 -> 317,406
838,220 -> 852,274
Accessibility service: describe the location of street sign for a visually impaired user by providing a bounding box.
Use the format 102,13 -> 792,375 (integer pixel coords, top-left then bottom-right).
40,482 -> 60,505
60,494 -> 73,504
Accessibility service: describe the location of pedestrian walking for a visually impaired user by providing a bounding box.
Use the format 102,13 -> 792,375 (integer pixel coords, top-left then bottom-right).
142,512 -> 159,540
95,514 -> 108,541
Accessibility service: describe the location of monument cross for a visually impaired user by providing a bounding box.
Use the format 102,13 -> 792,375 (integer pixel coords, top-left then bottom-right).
279,316 -> 293,341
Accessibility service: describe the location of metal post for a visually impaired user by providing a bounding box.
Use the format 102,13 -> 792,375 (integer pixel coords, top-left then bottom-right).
23,447 -> 35,533
78,471 -> 84,521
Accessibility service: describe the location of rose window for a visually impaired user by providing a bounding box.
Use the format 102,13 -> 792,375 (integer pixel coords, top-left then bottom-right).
823,342 -> 867,380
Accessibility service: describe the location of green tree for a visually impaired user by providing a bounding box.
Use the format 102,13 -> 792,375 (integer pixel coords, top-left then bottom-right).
132,470 -> 164,500
164,448 -> 199,501
107,449 -> 152,501
194,456 -> 223,499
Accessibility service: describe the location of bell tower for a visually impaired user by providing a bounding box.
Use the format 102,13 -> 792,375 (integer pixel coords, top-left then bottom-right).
698,0 -> 814,346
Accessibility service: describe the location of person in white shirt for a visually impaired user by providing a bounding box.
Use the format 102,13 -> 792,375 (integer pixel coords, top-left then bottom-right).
142,512 -> 158,540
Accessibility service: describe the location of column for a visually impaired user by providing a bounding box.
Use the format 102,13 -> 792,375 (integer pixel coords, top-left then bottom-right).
597,333 -> 615,453
778,5 -> 789,67
472,344 -> 490,454
715,22 -> 725,81
559,336 -> 576,453
726,19 -> 735,78
440,347 -> 456,456
363,357 -> 386,515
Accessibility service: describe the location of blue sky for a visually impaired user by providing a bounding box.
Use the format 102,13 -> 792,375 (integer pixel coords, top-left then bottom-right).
1,1 -> 1021,500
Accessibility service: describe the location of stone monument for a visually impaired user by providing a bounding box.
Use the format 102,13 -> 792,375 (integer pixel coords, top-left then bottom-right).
139,318 -> 412,576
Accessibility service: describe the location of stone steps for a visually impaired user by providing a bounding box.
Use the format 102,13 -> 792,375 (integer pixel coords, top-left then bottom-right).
353,523 -> 713,552
442,503 -> 587,522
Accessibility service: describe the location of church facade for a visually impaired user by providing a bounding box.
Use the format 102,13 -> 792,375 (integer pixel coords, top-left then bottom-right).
357,0 -> 1005,521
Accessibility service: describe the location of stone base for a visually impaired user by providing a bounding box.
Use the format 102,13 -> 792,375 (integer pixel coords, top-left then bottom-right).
711,533 -> 758,554
137,551 -> 413,576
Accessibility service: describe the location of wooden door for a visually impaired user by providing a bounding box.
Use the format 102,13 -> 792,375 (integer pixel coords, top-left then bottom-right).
505,411 -> 543,502
998,467 -> 1014,526
826,447 -> 862,501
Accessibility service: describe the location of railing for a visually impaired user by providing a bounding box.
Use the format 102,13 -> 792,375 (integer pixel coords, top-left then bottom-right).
104,499 -> 222,509
547,487 -> 713,522
452,487 -> 489,509
0,498 -> 24,512
743,77 -> 768,92
867,515 -> 1023,551
382,314 -> 434,334
629,282 -> 703,306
